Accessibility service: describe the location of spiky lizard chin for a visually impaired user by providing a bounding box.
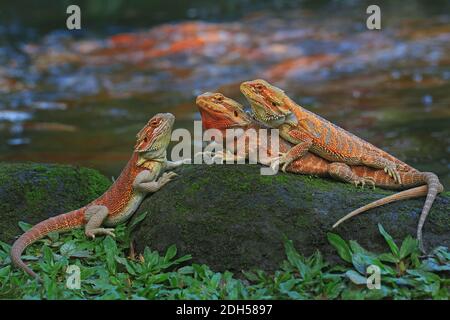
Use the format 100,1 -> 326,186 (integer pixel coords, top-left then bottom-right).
249,100 -> 286,127
136,113 -> 174,162
196,94 -> 251,129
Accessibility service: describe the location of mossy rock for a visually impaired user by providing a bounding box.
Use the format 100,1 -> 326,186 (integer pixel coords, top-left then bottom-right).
133,164 -> 450,273
0,162 -> 111,243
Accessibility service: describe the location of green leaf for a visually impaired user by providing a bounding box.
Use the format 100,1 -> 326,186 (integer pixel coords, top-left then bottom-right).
351,253 -> 367,274
103,236 -> 118,274
327,233 -> 352,263
0,265 -> 11,277
284,239 -> 310,278
421,259 -> 450,272
432,246 -> 450,263
378,224 -> 399,257
210,273 -> 221,288
148,273 -> 169,284
60,241 -> 77,257
279,278 -> 296,291
115,256 -> 136,275
43,275 -> 58,300
42,246 -> 54,264
407,269 -> 441,283
345,270 -> 367,285
399,236 -> 418,259
349,241 -> 373,257
379,253 -> 399,263
164,245 -> 177,262
178,266 -> 194,275
47,232 -> 59,242
128,211 -> 149,231
18,221 -> 32,232
0,241 -> 11,253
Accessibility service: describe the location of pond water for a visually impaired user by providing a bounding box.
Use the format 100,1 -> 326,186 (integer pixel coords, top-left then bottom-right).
0,1 -> 449,187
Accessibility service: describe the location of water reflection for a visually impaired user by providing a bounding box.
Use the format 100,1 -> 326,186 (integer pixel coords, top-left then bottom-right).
0,2 -> 449,187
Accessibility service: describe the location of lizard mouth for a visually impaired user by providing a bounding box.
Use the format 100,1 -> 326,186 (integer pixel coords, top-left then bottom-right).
250,98 -> 286,124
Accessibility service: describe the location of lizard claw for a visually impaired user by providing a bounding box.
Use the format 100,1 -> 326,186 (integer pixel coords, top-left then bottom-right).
195,151 -> 214,160
384,165 -> 402,184
211,150 -> 226,163
354,177 -> 376,189
157,171 -> 177,186
86,228 -> 116,239
269,153 -> 292,173
281,158 -> 294,173
269,156 -> 281,172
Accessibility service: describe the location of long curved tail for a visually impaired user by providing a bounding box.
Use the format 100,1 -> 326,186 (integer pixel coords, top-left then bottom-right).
416,172 -> 443,252
11,210 -> 84,280
332,172 -> 443,252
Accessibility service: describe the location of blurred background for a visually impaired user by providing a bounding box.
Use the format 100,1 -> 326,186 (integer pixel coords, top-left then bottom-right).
0,0 -> 449,187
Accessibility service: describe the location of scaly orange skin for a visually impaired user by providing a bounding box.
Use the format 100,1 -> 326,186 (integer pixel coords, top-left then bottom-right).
196,93 -> 423,188
240,79 -> 414,183
196,92 -> 443,252
11,113 -> 179,279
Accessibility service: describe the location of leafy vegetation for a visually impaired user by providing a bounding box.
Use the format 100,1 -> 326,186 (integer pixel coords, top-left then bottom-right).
0,222 -> 448,300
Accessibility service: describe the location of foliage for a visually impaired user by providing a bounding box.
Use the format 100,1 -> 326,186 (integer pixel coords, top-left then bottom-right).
0,222 -> 448,300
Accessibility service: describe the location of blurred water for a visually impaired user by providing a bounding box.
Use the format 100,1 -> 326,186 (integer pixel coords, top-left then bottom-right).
0,1 -> 449,187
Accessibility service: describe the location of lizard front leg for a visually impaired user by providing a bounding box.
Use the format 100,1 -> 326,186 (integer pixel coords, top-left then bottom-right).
166,158 -> 191,169
85,205 -> 115,239
361,153 -> 401,184
271,139 -> 312,172
328,162 -> 375,189
133,170 -> 177,193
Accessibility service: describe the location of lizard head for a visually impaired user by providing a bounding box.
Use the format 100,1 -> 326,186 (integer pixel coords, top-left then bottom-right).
134,113 -> 174,159
240,79 -> 292,127
196,92 -> 252,130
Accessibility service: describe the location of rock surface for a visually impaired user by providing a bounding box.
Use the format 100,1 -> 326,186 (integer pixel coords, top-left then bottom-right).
0,163 -> 111,243
1,162 -> 448,273
133,164 -> 450,273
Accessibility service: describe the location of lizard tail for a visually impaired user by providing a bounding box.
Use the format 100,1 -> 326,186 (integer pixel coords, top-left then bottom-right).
11,209 -> 85,280
332,172 -> 443,252
332,185 -> 428,229
416,172 -> 443,252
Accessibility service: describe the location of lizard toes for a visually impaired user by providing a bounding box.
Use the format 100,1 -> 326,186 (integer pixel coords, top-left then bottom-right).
270,160 -> 280,172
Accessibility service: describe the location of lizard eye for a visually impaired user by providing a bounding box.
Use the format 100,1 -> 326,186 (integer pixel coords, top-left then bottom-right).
271,102 -> 278,107
234,111 -> 238,117
144,137 -> 148,142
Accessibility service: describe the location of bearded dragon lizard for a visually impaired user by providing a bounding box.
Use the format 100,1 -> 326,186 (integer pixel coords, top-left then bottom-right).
11,113 -> 188,279
197,92 -> 443,252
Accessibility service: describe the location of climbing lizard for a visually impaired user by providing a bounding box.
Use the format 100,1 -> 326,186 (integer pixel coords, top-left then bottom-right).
11,113 -> 188,279
196,92 -> 443,252
240,79 -> 412,182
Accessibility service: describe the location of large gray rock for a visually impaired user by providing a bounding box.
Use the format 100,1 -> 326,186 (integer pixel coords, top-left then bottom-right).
133,164 -> 450,273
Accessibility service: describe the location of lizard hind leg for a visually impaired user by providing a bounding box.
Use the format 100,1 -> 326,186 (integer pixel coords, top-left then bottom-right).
328,162 -> 375,189
84,205 -> 115,239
